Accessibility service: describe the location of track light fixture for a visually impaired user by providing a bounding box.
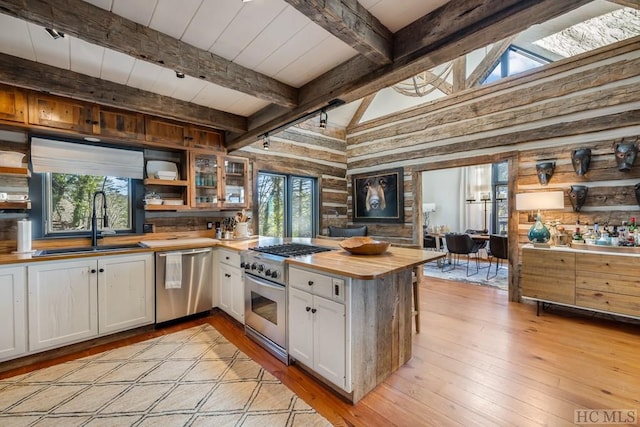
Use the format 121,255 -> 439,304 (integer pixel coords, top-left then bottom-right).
45,28 -> 65,39
319,109 -> 327,129
263,133 -> 270,150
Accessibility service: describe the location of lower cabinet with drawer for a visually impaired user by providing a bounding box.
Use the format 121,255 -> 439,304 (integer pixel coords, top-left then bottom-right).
288,266 -> 347,390
521,247 -> 640,320
218,248 -> 244,323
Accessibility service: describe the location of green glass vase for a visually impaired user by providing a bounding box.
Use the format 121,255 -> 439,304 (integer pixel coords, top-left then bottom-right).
528,214 -> 550,243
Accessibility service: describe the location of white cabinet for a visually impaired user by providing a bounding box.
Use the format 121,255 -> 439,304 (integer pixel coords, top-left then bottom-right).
288,266 -> 347,390
218,249 -> 244,323
27,253 -> 154,353
0,265 -> 27,361
28,259 -> 98,352
98,253 -> 154,334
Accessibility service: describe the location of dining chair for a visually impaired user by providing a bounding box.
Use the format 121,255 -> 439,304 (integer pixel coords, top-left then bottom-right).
443,233 -> 481,276
328,225 -> 367,237
487,234 -> 508,279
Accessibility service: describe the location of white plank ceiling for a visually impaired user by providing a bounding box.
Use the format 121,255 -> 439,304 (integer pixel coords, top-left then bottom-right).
0,0 -> 633,128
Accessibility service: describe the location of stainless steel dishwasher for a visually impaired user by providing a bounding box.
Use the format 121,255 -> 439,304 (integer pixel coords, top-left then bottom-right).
155,247 -> 212,323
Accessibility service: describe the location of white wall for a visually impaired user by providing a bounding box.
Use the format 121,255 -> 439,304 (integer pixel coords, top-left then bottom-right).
422,168 -> 463,232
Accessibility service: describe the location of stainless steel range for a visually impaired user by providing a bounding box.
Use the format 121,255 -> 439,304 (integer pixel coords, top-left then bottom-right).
241,243 -> 332,364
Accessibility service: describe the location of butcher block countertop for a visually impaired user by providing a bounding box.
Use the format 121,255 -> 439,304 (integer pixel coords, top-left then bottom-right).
217,237 -> 447,279
0,236 -> 444,278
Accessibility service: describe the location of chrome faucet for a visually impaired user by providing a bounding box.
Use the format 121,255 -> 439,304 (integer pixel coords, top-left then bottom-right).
91,191 -> 110,247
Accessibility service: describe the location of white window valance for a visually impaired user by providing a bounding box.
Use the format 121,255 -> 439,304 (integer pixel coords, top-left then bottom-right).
31,137 -> 144,179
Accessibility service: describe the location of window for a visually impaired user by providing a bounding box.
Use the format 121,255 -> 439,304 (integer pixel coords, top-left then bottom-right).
257,172 -> 318,238
29,136 -> 144,238
46,173 -> 132,234
483,46 -> 550,84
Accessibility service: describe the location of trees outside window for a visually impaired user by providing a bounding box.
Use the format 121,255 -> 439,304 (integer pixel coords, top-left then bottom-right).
47,173 -> 131,233
257,172 -> 317,238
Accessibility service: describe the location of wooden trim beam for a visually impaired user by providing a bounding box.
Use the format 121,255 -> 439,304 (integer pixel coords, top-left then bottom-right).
284,0 -> 393,65
0,53 -> 247,133
0,0 -> 298,108
609,0 -> 640,8
466,35 -> 517,88
227,0 -> 591,151
452,57 -> 467,92
347,94 -> 375,129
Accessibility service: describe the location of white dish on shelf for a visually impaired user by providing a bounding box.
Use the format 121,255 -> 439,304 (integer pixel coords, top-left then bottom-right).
0,151 -> 25,168
145,199 -> 163,205
163,199 -> 184,206
146,160 -> 178,179
156,171 -> 177,180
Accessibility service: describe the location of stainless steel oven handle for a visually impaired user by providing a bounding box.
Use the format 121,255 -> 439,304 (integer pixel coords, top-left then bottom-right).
157,248 -> 212,257
246,274 -> 285,290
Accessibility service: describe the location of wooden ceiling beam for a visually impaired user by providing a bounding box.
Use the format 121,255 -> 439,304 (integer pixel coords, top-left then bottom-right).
0,53 -> 247,133
284,0 -> 393,65
227,0 -> 591,151
0,0 -> 298,108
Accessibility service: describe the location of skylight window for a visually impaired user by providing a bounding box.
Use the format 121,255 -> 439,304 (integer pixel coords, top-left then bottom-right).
533,8 -> 640,58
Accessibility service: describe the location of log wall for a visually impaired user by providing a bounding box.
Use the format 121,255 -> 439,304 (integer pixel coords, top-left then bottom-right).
344,36 -> 640,300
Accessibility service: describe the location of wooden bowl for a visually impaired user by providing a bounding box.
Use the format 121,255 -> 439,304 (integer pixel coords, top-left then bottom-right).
339,237 -> 390,255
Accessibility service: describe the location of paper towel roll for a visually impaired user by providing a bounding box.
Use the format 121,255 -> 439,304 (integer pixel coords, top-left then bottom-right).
17,219 -> 32,253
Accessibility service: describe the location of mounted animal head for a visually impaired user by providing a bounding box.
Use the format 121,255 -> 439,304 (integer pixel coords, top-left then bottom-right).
571,148 -> 591,176
568,185 -> 588,212
614,141 -> 638,172
365,177 -> 387,211
536,161 -> 555,186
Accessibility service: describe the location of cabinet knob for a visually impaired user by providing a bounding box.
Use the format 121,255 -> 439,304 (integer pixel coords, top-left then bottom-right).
99,268 -> 104,273
306,306 -> 311,312
311,308 -> 317,314
308,280 -> 314,286
91,269 -> 97,274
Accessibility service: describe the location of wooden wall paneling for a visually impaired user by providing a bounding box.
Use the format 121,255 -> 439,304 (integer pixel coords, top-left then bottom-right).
348,36 -> 640,136
348,110 -> 640,171
348,56 -> 640,148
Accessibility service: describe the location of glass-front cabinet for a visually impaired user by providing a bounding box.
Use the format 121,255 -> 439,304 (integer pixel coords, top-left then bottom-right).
191,152 -> 219,208
223,157 -> 248,208
189,152 -> 248,209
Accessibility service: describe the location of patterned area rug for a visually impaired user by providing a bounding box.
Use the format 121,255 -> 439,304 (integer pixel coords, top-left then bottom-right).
422,258 -> 508,291
0,324 -> 330,426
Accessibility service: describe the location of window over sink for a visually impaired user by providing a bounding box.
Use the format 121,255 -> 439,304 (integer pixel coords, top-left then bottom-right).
28,136 -> 144,238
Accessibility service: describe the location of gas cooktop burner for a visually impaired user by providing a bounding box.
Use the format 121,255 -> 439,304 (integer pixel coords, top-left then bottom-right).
250,243 -> 332,258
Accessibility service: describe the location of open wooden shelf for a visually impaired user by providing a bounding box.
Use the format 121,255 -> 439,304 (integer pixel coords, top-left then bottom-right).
0,166 -> 30,176
144,204 -> 189,211
143,178 -> 188,187
0,201 -> 31,210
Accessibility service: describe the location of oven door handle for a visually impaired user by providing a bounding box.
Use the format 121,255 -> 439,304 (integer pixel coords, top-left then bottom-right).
247,274 -> 284,290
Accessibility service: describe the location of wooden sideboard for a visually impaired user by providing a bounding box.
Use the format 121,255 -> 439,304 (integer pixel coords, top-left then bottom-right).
521,246 -> 640,319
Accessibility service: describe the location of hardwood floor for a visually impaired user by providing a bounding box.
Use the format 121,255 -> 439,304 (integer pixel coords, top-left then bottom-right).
2,278 -> 639,426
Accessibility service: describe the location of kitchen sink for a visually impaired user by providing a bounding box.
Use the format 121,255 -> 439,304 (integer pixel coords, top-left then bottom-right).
33,243 -> 144,257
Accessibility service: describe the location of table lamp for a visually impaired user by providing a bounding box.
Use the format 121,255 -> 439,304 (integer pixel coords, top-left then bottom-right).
515,191 -> 564,246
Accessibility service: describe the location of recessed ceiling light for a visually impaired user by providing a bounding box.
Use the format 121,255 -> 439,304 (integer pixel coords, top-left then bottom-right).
175,71 -> 185,78
84,137 -> 101,142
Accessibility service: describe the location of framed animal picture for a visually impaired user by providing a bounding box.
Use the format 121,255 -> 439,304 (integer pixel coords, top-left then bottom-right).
351,167 -> 404,223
